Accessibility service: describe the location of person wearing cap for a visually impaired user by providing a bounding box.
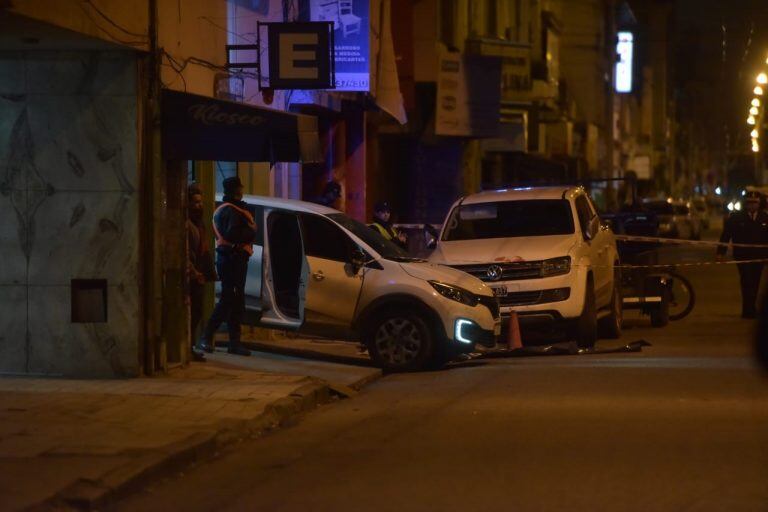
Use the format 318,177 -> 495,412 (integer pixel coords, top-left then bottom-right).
198,176 -> 257,356
187,183 -> 216,362
369,201 -> 408,250
311,180 -> 342,207
717,190 -> 768,318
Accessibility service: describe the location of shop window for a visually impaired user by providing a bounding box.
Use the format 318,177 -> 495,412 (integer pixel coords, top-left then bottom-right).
71,279 -> 108,323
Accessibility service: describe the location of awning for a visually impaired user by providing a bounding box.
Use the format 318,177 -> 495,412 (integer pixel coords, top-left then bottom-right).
161,89 -> 321,163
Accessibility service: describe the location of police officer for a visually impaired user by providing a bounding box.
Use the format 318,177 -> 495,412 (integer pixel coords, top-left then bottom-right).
369,201 -> 407,250
717,190 -> 768,318
198,176 -> 256,356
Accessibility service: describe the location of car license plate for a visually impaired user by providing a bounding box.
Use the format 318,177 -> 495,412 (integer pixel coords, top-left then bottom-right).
491,285 -> 508,297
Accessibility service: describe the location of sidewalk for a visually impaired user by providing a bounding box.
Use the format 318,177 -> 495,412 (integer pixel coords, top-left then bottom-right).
0,350 -> 381,511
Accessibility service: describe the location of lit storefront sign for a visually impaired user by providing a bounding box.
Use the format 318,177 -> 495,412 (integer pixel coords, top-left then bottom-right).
265,22 -> 334,90
615,31 -> 634,93
309,0 -> 370,91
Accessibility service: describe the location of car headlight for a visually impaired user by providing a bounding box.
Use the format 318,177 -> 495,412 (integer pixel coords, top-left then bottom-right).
541,256 -> 571,277
429,281 -> 478,306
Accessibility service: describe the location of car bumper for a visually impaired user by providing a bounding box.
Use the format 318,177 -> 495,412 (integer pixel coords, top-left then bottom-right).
436,297 -> 500,349
489,270 -> 587,320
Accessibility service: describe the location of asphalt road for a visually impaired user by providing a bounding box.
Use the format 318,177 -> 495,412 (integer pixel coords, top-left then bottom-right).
112,236 -> 768,512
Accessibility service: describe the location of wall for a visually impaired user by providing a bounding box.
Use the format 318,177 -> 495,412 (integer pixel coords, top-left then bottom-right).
0,50 -> 140,377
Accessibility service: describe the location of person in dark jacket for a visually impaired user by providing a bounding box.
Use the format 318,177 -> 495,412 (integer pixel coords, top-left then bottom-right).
187,184 -> 217,362
368,201 -> 408,250
311,180 -> 342,207
198,176 -> 257,356
717,191 -> 768,318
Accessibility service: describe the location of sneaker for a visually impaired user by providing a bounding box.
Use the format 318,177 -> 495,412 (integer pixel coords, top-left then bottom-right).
197,335 -> 215,353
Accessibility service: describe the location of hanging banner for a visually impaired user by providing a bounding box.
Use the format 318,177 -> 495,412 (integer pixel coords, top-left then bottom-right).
309,0 -> 370,91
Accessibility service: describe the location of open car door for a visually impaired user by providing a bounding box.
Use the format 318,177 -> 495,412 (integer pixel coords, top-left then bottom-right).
226,205 -> 307,329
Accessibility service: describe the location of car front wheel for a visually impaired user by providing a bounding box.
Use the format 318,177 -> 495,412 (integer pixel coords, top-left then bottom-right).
364,308 -> 436,372
574,277 -> 597,349
598,271 -> 623,339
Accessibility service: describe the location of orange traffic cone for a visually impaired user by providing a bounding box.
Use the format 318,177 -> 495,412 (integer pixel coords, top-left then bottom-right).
507,311 -> 523,350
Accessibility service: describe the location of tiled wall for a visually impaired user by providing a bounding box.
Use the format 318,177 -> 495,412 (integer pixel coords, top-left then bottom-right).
0,50 -> 140,377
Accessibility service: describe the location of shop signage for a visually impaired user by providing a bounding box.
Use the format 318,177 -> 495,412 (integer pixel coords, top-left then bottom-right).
435,52 -> 501,137
161,89 -> 301,162
265,22 -> 334,90
309,0 -> 370,91
615,31 -> 634,93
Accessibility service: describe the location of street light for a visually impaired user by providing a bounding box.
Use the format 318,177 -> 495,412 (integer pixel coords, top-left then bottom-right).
758,72 -> 768,84
753,98 -> 762,107
752,129 -> 760,138
756,86 -> 765,95
751,106 -> 759,115
748,116 -> 756,125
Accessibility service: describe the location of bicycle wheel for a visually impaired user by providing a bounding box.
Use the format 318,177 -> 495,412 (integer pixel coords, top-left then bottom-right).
668,271 -> 695,321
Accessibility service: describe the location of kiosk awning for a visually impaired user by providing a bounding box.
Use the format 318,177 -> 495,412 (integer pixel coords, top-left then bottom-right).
161,89 -> 320,163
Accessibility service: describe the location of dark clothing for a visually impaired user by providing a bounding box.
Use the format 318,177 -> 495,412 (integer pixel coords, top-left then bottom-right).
718,211 -> 768,317
717,210 -> 768,260
203,252 -> 249,343
213,197 -> 258,252
202,197 -> 257,346
187,219 -> 216,347
738,263 -> 763,317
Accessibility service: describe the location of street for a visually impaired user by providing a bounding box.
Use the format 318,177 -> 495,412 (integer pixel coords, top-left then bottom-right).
111,240 -> 768,512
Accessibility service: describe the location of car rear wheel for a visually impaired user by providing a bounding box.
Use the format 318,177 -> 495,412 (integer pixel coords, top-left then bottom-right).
364,308 -> 435,372
598,274 -> 623,339
575,277 -> 597,349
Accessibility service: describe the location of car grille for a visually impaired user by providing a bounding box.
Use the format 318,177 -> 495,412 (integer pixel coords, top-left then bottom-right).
499,291 -> 542,306
476,295 -> 500,319
451,261 -> 545,281
498,288 -> 571,307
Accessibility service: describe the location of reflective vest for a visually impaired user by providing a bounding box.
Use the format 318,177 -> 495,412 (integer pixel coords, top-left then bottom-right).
369,221 -> 396,241
212,203 -> 256,256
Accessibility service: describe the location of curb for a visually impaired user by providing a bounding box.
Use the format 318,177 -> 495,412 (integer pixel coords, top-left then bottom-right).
240,340 -> 376,372
29,380 -> 336,511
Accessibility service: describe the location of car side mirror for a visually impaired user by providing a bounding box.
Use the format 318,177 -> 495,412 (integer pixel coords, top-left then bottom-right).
349,248 -> 367,274
585,216 -> 600,240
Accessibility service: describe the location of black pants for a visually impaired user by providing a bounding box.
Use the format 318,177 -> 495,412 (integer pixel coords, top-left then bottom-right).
190,282 -> 204,347
737,262 -> 764,316
203,252 -> 249,344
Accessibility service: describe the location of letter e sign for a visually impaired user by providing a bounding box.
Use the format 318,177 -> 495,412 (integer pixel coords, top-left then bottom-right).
267,22 -> 333,90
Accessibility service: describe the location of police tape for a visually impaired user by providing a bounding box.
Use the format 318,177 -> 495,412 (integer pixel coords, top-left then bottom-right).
613,234 -> 768,249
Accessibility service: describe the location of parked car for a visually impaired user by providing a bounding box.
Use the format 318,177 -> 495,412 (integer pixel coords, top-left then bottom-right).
222,195 -> 501,371
643,199 -> 701,240
429,186 -> 622,348
691,196 -> 710,229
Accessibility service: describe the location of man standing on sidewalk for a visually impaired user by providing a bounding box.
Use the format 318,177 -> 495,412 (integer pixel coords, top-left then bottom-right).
198,176 -> 255,356
717,191 -> 768,318
187,183 -> 216,362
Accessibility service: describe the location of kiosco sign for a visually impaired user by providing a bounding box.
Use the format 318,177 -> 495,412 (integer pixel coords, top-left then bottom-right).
265,22 -> 334,90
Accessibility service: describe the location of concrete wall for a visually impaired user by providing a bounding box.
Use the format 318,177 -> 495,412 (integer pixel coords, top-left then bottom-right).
0,50 -> 140,377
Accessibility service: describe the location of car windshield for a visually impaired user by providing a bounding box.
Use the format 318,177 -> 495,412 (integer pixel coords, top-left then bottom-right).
644,201 -> 674,215
442,200 -> 575,241
326,213 -> 418,262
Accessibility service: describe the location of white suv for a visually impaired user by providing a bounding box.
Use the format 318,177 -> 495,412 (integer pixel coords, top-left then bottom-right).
231,195 -> 501,371
429,186 -> 621,347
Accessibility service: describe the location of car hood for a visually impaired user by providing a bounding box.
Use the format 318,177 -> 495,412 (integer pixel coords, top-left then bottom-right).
398,261 -> 492,296
429,235 -> 577,265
